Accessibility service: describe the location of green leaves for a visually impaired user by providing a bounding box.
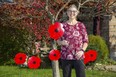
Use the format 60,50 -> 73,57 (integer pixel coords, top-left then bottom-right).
87,35 -> 109,64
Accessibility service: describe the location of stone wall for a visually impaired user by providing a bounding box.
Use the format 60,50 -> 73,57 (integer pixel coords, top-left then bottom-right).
109,15 -> 116,60
100,14 -> 116,61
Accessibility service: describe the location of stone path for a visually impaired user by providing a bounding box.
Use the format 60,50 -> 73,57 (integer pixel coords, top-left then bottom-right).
86,65 -> 116,72
104,65 -> 116,72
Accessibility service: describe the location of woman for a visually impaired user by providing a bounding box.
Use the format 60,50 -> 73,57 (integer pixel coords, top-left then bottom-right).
57,4 -> 88,77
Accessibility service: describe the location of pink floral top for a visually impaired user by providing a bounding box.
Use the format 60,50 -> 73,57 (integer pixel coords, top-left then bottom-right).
60,22 -> 88,60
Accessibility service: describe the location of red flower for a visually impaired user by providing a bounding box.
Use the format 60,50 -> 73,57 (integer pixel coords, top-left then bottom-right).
48,22 -> 64,40
28,56 -> 41,69
84,50 -> 98,64
49,49 -> 61,61
88,50 -> 97,61
14,53 -> 27,65
84,52 -> 91,64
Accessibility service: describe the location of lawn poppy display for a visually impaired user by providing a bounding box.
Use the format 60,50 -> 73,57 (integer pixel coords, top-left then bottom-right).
49,49 -> 61,61
14,53 -> 27,65
88,50 -> 97,61
48,22 -> 64,40
28,56 -> 41,69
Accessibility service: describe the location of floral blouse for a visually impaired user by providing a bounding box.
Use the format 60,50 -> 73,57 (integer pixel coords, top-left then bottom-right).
60,22 -> 88,60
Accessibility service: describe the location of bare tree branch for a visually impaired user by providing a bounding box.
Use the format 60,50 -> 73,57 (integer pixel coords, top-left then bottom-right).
77,0 -> 94,10
45,0 -> 49,11
109,0 -> 116,6
95,0 -> 101,7
77,0 -> 82,3
45,0 -> 54,23
88,0 -> 101,17
82,0 -> 95,5
55,0 -> 71,21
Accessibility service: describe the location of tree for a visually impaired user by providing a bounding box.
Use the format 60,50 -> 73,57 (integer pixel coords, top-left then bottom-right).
0,0 -> 64,77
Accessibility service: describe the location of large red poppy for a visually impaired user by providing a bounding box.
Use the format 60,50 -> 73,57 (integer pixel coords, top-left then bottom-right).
28,56 -> 41,69
14,53 -> 27,65
84,52 -> 91,64
88,50 -> 97,61
48,22 -> 64,40
49,49 -> 61,61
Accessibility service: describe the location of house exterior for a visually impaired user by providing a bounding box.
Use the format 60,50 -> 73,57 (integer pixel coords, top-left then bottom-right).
109,14 -> 116,60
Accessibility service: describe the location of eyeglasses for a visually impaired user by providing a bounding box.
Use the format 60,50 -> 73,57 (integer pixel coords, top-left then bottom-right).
67,10 -> 77,13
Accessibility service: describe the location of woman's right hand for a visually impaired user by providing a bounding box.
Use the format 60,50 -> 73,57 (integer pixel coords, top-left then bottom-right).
62,40 -> 69,46
57,40 -> 69,46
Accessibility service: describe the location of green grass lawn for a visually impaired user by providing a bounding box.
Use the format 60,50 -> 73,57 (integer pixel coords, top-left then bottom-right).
0,66 -> 116,77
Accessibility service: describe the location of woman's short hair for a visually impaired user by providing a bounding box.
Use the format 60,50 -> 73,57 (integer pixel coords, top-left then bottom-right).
66,1 -> 78,10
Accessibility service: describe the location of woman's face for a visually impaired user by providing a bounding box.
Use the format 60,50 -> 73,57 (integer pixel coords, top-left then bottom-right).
67,5 -> 79,19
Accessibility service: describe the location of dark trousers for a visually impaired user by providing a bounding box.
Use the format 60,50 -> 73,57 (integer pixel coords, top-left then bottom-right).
61,59 -> 85,77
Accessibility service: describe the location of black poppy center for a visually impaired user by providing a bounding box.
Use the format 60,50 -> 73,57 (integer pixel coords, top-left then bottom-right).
55,29 -> 59,33
90,54 -> 93,57
19,57 -> 22,60
53,54 -> 57,56
33,61 -> 36,64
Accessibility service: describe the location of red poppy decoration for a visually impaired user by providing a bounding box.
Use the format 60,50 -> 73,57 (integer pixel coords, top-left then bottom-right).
88,50 -> 97,61
84,52 -> 91,64
48,22 -> 64,40
84,50 -> 98,64
49,49 -> 61,61
28,56 -> 41,69
14,53 -> 27,65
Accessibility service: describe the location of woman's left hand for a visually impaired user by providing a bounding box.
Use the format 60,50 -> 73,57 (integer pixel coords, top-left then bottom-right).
75,51 -> 84,59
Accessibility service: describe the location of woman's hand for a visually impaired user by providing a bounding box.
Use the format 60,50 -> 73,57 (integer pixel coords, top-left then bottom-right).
62,40 -> 69,46
57,40 -> 69,46
75,51 -> 84,59
57,40 -> 62,45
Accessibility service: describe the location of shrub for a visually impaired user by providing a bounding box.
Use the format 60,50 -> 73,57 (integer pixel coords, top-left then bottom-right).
86,35 -> 109,64
0,26 -> 30,65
